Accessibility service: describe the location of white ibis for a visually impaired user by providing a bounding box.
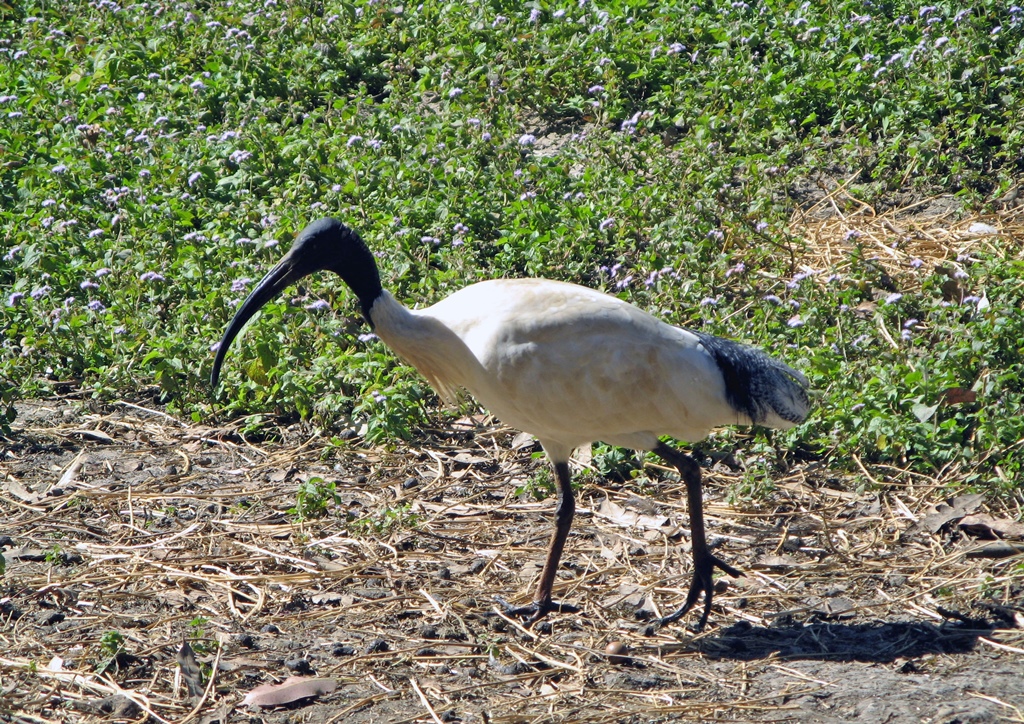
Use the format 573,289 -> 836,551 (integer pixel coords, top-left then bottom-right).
211,218 -> 810,630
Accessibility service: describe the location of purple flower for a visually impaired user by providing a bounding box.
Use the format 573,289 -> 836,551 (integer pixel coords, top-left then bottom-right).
599,218 -> 615,231
588,84 -> 605,94
2,245 -> 20,261
187,171 -> 202,187
139,271 -> 166,282
700,297 -> 718,307
229,149 -> 252,163
230,278 -> 251,293
725,261 -> 745,278
358,333 -> 378,342
518,134 -> 536,146
88,299 -> 106,312
884,293 -> 902,304
346,135 -> 363,147
8,292 -> 24,306
305,299 -> 330,311
88,228 -> 103,238
52,164 -> 68,174
448,87 -> 463,98
30,285 -> 50,300
529,8 -> 541,22
903,318 -> 919,329
909,258 -> 924,269
95,268 -> 111,278
189,79 -> 206,90
80,280 -> 99,290
481,132 -> 492,142
787,315 -> 804,328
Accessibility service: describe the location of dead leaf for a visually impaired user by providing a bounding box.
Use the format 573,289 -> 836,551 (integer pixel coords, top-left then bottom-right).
940,278 -> 964,303
241,677 -> 337,708
852,300 -> 878,317
942,388 -> 978,405
176,641 -> 204,699
4,478 -> 39,504
511,432 -> 535,449
269,468 -> 295,482
755,554 -> 800,569
918,493 -> 985,533
310,592 -> 345,605
56,451 -> 87,491
959,513 -> 1024,540
596,499 -> 669,532
817,597 -> 855,618
68,428 -> 114,444
965,542 -> 1024,559
451,452 -> 488,465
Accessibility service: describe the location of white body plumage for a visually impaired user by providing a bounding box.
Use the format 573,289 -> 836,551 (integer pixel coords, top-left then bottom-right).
371,278 -> 807,462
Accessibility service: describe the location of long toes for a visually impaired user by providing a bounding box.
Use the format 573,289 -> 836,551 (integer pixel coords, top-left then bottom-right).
494,597 -> 580,625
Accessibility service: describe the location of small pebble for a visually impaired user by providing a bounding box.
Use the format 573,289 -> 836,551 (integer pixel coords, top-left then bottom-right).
606,641 -> 630,665
331,644 -> 356,656
260,624 -> 280,634
285,658 -> 313,675
364,638 -> 389,654
402,476 -> 419,489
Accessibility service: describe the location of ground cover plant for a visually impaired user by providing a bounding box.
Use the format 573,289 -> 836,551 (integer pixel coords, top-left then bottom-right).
2,1 -> 1024,722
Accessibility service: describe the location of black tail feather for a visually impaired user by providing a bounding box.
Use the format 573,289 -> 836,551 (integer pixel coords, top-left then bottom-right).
696,332 -> 809,427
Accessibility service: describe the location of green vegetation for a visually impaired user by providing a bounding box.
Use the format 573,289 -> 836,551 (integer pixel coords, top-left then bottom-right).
95,630 -> 126,673
2,1 -> 1024,492
289,475 -> 342,520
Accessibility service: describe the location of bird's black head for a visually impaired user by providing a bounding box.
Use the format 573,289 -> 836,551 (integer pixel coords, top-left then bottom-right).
210,217 -> 383,388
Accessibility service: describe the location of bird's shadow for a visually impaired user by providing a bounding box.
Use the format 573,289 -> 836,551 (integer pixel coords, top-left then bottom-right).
678,617 -> 994,663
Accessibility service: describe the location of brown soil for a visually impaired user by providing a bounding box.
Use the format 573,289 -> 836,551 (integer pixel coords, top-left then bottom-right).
2,397 -> 1022,724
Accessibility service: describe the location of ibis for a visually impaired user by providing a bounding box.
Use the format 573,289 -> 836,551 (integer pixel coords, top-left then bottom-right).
211,218 -> 810,630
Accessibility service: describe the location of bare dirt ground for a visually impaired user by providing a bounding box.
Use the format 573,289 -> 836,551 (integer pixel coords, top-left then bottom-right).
3,203 -> 1024,723
2,397 -> 1023,724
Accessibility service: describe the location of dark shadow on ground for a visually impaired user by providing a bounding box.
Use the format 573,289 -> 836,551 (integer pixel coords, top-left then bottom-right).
689,618 -> 995,663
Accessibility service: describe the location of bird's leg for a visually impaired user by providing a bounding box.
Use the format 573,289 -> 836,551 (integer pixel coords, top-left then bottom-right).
498,461 -> 581,625
654,442 -> 742,630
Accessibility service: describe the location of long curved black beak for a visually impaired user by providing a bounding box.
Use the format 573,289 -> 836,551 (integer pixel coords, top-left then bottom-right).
210,218 -> 383,390
210,249 -> 311,388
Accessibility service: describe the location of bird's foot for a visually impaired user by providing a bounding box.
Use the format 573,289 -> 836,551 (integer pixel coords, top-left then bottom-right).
494,596 -> 581,626
655,552 -> 743,632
